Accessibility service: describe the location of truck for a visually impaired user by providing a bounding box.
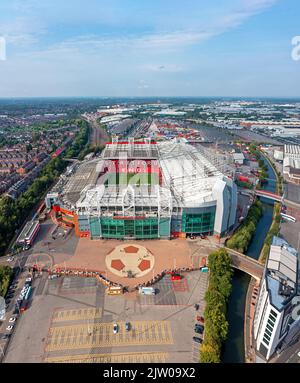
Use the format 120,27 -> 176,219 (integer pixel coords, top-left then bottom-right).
138,286 -> 156,295
106,286 -> 123,295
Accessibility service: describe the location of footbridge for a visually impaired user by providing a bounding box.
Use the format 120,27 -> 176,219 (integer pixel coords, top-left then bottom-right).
255,190 -> 282,202
223,247 -> 265,281
240,189 -> 300,209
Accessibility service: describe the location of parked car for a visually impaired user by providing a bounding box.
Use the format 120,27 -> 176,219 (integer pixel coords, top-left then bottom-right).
196,316 -> 205,323
192,337 -> 203,344
9,317 -> 17,323
125,322 -> 130,331
171,274 -> 182,281
113,323 -> 119,334
194,327 -> 203,335
195,324 -> 204,331
6,325 -> 14,331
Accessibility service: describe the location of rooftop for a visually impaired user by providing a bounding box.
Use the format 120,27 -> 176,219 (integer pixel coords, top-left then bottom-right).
284,144 -> 300,157
57,138 -> 234,213
102,138 -> 158,159
266,236 -> 298,311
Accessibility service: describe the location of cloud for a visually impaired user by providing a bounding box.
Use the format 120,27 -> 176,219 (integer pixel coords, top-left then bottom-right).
1,0 -> 278,55
25,0 -> 277,55
1,16 -> 45,46
0,0 -> 281,97
217,0 -> 278,31
138,80 -> 150,89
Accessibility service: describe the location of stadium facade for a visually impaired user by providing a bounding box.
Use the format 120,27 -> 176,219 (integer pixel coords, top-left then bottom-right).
46,138 -> 237,240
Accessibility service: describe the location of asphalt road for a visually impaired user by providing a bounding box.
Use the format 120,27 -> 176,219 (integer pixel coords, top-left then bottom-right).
275,339 -> 300,363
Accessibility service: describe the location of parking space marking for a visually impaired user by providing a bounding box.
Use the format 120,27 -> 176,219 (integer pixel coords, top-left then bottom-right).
172,279 -> 189,292
191,343 -> 201,363
45,321 -> 173,352
44,351 -> 168,363
52,308 -> 102,322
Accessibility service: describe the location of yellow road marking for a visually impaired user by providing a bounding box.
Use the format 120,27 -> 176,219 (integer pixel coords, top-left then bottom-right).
45,351 -> 168,363
46,321 -> 173,352
52,308 -> 102,322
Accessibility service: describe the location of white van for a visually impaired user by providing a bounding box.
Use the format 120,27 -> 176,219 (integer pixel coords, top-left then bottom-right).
138,287 -> 156,295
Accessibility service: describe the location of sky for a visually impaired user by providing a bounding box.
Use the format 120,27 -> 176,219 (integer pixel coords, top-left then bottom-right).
0,0 -> 300,97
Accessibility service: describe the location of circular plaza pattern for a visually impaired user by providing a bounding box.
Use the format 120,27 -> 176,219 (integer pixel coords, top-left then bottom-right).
105,244 -> 154,278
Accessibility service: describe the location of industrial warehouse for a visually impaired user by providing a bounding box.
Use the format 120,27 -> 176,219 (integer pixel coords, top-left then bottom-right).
45,138 -> 237,240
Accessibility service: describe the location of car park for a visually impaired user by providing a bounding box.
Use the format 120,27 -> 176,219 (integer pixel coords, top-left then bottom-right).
113,323 -> 119,334
192,337 -> 203,344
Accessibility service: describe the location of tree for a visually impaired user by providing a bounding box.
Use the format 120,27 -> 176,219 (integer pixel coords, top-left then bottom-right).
200,249 -> 233,363
200,342 -> 221,363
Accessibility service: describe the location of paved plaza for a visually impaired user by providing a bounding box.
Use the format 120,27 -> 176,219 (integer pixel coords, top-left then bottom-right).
2,219 -> 212,363
3,270 -> 208,363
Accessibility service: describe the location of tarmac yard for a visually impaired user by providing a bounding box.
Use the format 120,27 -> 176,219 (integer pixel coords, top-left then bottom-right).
44,351 -> 169,363
45,320 -> 173,352
52,308 -> 103,323
3,270 -> 208,363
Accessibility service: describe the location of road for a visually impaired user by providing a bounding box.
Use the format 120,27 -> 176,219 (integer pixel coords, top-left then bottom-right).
274,338 -> 300,363
0,250 -> 32,362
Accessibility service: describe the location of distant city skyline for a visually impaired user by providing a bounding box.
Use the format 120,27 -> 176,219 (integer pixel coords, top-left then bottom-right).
0,0 -> 299,98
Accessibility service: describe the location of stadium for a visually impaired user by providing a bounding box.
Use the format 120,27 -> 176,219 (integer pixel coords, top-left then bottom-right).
45,137 -> 237,240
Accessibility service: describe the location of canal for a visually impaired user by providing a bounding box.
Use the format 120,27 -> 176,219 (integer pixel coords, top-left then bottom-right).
222,155 -> 277,363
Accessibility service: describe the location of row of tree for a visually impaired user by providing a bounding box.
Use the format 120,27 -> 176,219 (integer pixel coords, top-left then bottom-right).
200,249 -> 233,363
0,121 -> 90,257
226,201 -> 263,253
260,203 -> 281,264
0,265 -> 13,297
64,120 -> 90,159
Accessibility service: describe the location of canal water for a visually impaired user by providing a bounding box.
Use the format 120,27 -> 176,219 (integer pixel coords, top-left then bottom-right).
222,156 -> 276,363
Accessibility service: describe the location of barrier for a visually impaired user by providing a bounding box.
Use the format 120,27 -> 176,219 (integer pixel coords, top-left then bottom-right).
47,266 -> 200,294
